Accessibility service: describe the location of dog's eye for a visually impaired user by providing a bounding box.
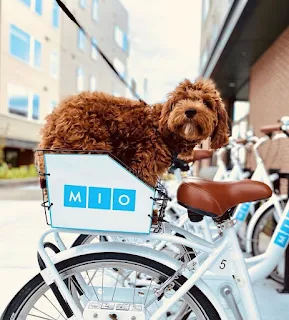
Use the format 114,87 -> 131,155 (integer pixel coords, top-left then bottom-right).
204,100 -> 213,110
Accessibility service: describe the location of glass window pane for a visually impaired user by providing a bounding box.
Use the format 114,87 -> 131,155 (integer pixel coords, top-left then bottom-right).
114,25 -> 123,48
91,38 -> 98,59
34,40 -> 42,67
32,94 -> 40,120
20,0 -> 31,7
10,24 -> 30,63
35,0 -> 42,15
77,67 -> 84,92
123,33 -> 128,51
51,100 -> 57,112
78,29 -> 85,50
8,84 -> 29,117
80,0 -> 86,8
92,0 -> 98,21
90,76 -> 96,91
52,0 -> 59,28
50,51 -> 59,77
113,58 -> 126,79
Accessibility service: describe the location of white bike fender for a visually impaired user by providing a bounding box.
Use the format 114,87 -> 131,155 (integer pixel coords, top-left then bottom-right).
51,242 -> 228,319
245,194 -> 287,253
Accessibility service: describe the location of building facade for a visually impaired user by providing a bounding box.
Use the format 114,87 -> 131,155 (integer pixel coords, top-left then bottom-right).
60,0 -> 129,99
0,0 -> 129,168
0,0 -> 61,166
200,0 -> 289,183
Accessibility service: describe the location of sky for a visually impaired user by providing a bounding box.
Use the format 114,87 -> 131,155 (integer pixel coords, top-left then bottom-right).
121,0 -> 202,103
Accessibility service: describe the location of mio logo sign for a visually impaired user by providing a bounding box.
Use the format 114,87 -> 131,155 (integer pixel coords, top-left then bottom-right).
64,185 -> 136,212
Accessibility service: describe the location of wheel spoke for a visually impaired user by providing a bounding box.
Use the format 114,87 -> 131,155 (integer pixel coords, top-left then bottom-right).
32,306 -> 61,320
111,269 -> 120,301
43,294 -> 67,320
28,315 -> 56,320
85,270 -> 100,301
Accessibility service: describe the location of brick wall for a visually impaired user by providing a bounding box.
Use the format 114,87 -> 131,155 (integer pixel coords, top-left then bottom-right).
248,27 -> 289,189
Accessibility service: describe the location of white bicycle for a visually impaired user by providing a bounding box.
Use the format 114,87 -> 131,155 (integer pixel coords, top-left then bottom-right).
1,165 -> 278,320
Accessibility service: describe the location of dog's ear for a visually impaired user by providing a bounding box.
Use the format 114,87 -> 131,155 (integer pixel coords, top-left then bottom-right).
210,99 -> 229,149
159,100 -> 172,133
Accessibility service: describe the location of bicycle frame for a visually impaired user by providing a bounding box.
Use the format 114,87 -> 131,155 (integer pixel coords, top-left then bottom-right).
38,220 -> 261,320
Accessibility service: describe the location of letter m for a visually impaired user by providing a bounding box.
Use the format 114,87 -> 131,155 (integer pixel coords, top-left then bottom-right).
64,185 -> 87,208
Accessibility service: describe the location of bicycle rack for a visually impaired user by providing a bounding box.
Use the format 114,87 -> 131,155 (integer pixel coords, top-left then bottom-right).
277,172 -> 289,294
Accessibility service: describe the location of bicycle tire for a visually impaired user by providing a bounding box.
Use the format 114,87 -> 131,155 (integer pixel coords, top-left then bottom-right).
1,252 -> 221,320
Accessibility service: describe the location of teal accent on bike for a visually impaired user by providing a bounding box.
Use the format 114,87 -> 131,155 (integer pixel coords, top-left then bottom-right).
236,202 -> 251,221
280,218 -> 289,235
274,231 -> 289,248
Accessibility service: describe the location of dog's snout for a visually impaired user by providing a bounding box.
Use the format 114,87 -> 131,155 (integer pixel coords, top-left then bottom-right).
185,109 -> 197,118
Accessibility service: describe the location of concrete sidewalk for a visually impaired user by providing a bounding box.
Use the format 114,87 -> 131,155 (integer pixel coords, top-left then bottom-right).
0,200 -> 288,318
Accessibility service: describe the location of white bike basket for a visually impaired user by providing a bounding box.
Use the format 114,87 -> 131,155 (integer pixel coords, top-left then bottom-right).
36,150 -> 169,234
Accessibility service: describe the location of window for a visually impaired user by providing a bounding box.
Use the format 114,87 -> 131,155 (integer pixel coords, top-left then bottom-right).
114,26 -> 123,48
202,0 -> 210,21
113,58 -> 126,79
20,0 -> 31,6
90,75 -> 97,91
19,0 -> 42,15
50,50 -> 59,78
51,101 -> 57,112
32,94 -> 40,120
8,84 -> 41,120
77,67 -> 84,92
114,26 -> 129,51
92,0 -> 98,21
10,24 -> 42,68
79,0 -> 86,8
35,0 -> 42,15
33,40 -> 42,68
123,33 -> 128,51
52,0 -> 59,28
10,25 -> 30,63
91,38 -> 98,59
78,29 -> 86,50
8,84 -> 29,117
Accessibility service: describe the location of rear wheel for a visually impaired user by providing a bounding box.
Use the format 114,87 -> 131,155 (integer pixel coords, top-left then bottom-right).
1,252 -> 221,320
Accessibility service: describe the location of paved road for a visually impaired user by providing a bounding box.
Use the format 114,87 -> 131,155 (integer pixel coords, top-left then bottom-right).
0,185 -> 41,201
0,198 -> 288,318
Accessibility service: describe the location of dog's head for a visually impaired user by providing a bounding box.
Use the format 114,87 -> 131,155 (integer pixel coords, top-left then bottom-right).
159,78 -> 229,149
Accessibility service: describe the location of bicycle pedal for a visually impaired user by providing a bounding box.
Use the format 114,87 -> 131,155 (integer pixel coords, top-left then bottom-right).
84,301 -> 145,320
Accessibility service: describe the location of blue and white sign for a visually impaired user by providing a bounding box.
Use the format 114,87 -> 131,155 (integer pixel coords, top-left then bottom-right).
44,154 -> 154,234
235,202 -> 251,221
274,213 -> 289,248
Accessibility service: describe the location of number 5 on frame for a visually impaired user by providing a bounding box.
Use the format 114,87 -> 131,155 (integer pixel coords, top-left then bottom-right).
209,254 -> 233,276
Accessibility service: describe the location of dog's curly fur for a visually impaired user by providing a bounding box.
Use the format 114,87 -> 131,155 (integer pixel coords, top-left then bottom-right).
37,78 -> 229,186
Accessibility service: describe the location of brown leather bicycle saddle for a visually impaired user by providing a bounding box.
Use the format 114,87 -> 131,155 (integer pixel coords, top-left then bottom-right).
177,178 -> 272,218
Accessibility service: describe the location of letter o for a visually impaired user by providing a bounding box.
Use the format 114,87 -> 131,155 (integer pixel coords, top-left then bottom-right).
118,194 -> 130,206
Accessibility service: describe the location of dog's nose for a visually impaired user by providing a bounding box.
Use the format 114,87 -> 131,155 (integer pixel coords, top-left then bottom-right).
185,109 -> 197,118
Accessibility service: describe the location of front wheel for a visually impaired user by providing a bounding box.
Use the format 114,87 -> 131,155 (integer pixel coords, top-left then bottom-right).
1,252 -> 221,320
251,205 -> 284,284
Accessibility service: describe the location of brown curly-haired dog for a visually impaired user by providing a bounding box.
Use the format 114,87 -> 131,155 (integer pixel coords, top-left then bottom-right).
37,78 -> 229,186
